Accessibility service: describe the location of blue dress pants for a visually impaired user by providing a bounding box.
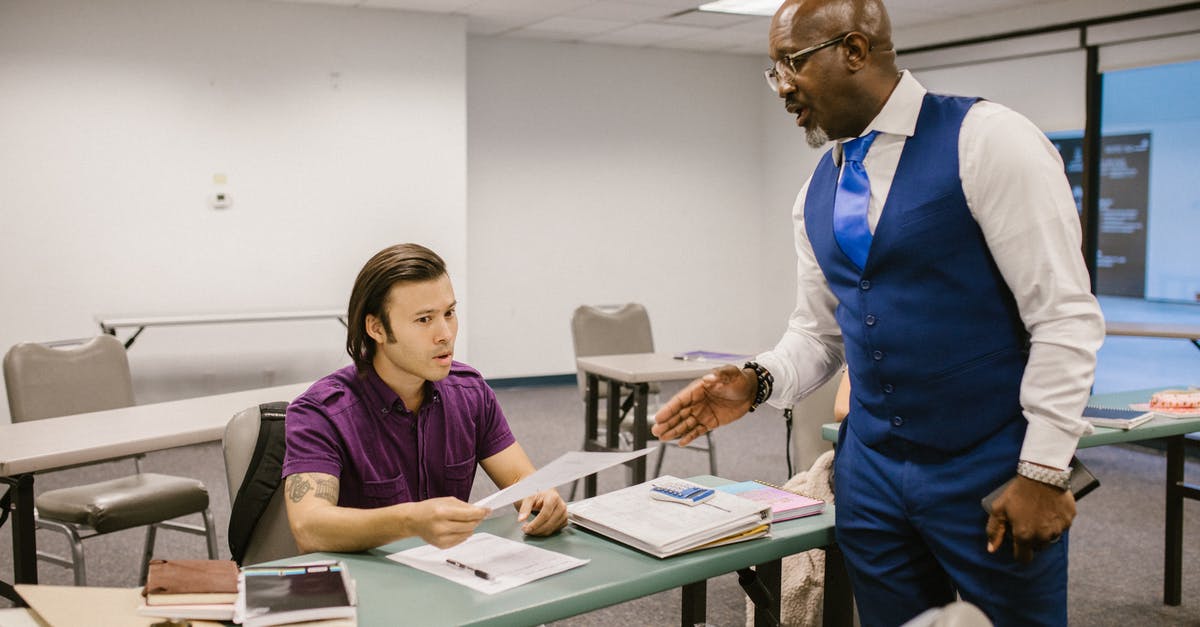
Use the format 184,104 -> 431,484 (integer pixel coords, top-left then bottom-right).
833,419 -> 1068,627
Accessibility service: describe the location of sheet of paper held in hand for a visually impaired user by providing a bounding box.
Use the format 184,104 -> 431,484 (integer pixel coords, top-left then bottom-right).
387,532 -> 589,594
472,446 -> 657,510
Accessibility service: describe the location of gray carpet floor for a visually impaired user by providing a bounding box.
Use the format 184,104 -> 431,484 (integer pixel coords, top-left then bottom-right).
3,382 -> 1200,626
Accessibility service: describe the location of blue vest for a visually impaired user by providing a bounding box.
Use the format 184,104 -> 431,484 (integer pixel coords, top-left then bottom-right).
805,93 -> 1029,452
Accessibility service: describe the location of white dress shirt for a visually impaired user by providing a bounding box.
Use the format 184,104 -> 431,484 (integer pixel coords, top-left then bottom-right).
757,70 -> 1105,470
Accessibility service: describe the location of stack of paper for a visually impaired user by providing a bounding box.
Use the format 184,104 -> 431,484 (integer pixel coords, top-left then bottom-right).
567,476 -> 772,558
387,532 -> 589,594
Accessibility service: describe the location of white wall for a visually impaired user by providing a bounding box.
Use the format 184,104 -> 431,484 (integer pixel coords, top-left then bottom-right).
466,37 -> 773,378
759,88 -> 826,350
910,50 -> 1087,132
0,0 -> 1153,424
0,0 -> 467,422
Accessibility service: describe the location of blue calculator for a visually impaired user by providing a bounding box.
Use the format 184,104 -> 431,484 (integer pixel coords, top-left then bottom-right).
650,481 -> 715,506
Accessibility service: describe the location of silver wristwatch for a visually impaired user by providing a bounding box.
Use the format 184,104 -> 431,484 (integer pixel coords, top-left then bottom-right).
1016,461 -> 1071,490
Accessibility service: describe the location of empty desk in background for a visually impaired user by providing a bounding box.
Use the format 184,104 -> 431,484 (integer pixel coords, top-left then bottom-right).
1105,320 -> 1200,352
266,475 -> 851,627
96,310 -> 348,348
574,352 -> 728,498
0,382 -> 310,604
821,387 -> 1200,606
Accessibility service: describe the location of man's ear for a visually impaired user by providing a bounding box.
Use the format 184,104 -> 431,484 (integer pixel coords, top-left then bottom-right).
844,32 -> 870,71
365,313 -> 387,344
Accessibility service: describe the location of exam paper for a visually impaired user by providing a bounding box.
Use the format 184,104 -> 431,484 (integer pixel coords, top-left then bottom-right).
387,532 -> 588,594
473,446 -> 657,510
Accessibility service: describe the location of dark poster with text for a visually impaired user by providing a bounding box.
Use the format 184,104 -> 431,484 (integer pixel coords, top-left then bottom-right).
1050,133 -> 1150,298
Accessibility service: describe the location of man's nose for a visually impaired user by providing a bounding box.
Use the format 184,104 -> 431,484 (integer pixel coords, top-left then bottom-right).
776,73 -> 797,96
434,318 -> 452,342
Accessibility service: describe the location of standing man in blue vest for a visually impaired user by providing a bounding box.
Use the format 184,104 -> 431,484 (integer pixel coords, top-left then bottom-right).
652,0 -> 1104,624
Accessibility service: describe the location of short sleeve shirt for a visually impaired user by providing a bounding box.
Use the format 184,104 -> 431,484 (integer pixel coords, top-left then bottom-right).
282,362 -> 516,509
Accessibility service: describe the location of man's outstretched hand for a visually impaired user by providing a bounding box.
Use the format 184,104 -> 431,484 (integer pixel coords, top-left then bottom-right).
652,365 -> 757,446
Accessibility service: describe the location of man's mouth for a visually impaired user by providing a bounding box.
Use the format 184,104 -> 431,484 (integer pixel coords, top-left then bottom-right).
434,352 -> 453,365
786,102 -> 809,127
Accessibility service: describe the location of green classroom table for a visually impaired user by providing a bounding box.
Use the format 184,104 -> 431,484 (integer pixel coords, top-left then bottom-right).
821,387 -> 1200,606
267,476 -> 852,627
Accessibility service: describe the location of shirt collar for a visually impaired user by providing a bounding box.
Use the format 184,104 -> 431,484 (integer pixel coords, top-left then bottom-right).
835,70 -> 926,164
361,366 -> 440,415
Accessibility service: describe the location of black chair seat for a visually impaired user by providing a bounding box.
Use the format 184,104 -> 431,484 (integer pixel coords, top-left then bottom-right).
36,473 -> 210,534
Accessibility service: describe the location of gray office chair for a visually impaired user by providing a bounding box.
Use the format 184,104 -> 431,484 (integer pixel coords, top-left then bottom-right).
570,304 -> 716,499
223,404 -> 298,566
2,335 -> 218,586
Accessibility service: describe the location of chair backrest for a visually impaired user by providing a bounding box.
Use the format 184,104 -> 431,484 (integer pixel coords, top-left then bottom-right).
3,335 -> 135,422
571,303 -> 656,400
223,404 -> 298,566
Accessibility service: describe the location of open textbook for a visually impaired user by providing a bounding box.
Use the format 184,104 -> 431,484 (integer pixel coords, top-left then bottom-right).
567,476 -> 772,558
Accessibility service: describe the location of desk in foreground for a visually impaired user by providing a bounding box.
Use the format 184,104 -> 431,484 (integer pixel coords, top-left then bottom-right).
820,387 -> 1200,606
272,482 -> 849,626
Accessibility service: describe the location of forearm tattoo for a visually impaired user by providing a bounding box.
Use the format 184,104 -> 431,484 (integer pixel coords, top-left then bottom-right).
286,473 -> 339,505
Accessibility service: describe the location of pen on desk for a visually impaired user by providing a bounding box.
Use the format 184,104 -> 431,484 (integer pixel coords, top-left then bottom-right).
446,558 -> 493,581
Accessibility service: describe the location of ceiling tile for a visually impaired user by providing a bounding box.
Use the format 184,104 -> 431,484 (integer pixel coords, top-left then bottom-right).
659,8 -> 756,27
727,16 -> 771,33
585,22 -> 710,46
523,16 -> 628,35
620,0 -> 709,11
468,15 -> 538,35
674,26 -> 763,47
657,37 -> 738,51
270,0 -> 358,5
360,0 -> 475,10
567,1 -> 675,21
460,0 -> 594,18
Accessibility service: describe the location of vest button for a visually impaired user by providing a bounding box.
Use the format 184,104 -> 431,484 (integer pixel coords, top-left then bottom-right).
892,416 -> 904,427
883,383 -> 894,393
872,350 -> 883,360
865,314 -> 876,326
859,280 -> 871,290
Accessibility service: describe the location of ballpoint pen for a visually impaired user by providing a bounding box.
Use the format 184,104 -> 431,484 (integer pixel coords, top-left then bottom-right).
446,558 -> 493,581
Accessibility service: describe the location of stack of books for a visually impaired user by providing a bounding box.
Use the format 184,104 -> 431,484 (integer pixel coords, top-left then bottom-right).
138,559 -> 239,621
567,476 -> 772,558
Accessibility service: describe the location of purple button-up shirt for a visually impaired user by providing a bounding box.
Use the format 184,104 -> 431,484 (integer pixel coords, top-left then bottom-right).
283,362 -> 516,508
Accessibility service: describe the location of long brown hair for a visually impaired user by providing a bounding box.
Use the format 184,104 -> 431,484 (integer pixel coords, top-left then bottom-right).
346,243 -> 447,373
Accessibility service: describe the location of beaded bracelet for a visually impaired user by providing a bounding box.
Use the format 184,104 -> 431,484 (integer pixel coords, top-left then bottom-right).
743,361 -> 773,412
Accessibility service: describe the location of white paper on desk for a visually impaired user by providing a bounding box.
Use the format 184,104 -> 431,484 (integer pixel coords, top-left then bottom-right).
473,446 -> 657,510
387,532 -> 588,594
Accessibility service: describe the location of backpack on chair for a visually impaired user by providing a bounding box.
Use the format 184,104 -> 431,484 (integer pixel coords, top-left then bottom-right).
226,401 -> 294,566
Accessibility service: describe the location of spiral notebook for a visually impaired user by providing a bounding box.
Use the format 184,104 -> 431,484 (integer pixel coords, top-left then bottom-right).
1083,405 -> 1154,430
715,480 -> 825,522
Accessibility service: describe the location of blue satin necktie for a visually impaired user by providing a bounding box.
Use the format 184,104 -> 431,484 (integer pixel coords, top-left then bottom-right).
833,131 -> 880,270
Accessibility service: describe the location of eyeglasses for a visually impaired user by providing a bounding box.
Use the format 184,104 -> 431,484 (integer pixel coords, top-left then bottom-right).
764,33 -> 849,92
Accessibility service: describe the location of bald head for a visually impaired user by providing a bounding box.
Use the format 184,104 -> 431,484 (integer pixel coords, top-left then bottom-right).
768,0 -> 900,143
772,0 -> 893,58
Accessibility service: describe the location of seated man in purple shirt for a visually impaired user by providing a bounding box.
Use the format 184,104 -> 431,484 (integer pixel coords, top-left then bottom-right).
283,243 -> 567,552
